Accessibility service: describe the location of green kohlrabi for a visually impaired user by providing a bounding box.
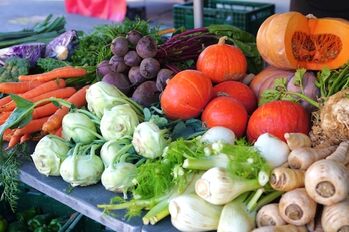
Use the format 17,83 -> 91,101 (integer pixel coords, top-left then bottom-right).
62,112 -> 102,144
100,138 -> 135,168
86,81 -> 143,118
60,144 -> 104,187
132,121 -> 169,159
100,104 -> 140,141
31,135 -> 70,176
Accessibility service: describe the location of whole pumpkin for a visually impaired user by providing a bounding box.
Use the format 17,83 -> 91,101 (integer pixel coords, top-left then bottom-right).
247,100 -> 310,142
161,70 -> 213,120
257,12 -> 349,70
213,81 -> 257,114
202,96 -> 248,138
197,36 -> 247,83
250,66 -> 319,111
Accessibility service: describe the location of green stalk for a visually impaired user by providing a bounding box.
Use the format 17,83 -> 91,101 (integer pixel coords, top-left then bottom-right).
328,64 -> 349,96
254,190 -> 283,212
142,199 -> 169,225
246,188 -> 264,212
0,31 -> 60,48
74,125 -> 105,140
285,91 -> 320,108
183,154 -> 229,170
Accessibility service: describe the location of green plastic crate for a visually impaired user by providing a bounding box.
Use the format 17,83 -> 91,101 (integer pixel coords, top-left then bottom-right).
173,0 -> 275,35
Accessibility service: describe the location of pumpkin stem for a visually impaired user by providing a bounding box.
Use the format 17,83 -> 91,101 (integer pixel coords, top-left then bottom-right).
218,36 -> 228,45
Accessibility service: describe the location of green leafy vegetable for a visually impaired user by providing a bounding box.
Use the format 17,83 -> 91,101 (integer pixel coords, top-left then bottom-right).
0,58 -> 30,82
36,58 -> 70,72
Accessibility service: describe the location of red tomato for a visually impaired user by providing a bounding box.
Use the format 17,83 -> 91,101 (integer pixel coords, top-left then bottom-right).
247,100 -> 310,142
213,81 -> 257,114
202,96 -> 248,138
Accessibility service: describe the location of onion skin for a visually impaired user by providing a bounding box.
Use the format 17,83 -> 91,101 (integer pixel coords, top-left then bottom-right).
279,188 -> 316,226
322,198 -> 349,232
305,159 -> 349,205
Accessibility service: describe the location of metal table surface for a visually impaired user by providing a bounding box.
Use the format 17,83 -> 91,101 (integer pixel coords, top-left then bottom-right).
18,149 -> 178,232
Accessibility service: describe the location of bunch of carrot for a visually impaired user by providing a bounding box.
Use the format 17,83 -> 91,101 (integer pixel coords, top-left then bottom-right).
0,66 -> 89,148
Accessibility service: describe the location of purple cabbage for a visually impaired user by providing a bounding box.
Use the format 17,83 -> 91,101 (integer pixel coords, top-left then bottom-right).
45,30 -> 78,60
0,42 -> 46,67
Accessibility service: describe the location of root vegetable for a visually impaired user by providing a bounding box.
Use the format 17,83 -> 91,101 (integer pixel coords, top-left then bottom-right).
252,225 -> 307,232
270,167 -> 305,191
321,198 -> 349,232
279,188 -> 317,226
156,69 -> 173,91
111,37 -> 129,56
132,81 -> 159,107
124,50 -> 141,66
288,146 -> 337,170
140,58 -> 160,79
326,141 -> 349,164
126,30 -> 143,46
136,35 -> 157,58
97,60 -> 111,77
305,159 -> 349,205
109,55 -> 129,73
102,72 -> 131,95
128,66 -> 146,86
284,133 -> 311,150
256,203 -> 286,227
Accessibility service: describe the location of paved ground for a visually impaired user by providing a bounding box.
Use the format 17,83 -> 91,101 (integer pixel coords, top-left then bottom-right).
0,0 -> 179,33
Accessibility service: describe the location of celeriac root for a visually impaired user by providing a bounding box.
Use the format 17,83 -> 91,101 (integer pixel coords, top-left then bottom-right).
305,159 -> 349,205
284,133 -> 311,150
256,203 -> 286,227
288,146 -> 337,170
252,225 -> 308,232
270,167 -> 304,191
279,188 -> 317,226
326,141 -> 349,165
322,198 -> 349,232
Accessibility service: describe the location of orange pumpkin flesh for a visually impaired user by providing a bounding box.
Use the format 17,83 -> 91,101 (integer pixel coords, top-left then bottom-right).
257,12 -> 349,70
197,36 -> 247,83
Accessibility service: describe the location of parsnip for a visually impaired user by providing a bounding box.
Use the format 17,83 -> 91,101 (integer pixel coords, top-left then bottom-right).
288,146 -> 337,170
270,167 -> 304,191
284,133 -> 311,150
321,198 -> 349,232
326,141 -> 349,165
252,225 -> 308,232
305,159 -> 349,205
256,203 -> 286,227
279,188 -> 317,226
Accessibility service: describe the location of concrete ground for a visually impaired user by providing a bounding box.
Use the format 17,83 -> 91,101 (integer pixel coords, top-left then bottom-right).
0,0 -> 181,33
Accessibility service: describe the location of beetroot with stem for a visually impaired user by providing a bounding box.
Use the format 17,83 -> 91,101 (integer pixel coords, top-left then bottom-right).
140,58 -> 160,79
128,66 -> 146,86
132,81 -> 160,107
136,35 -> 157,58
109,55 -> 129,73
124,50 -> 142,66
127,30 -> 143,46
156,69 -> 174,91
102,72 -> 131,95
111,37 -> 129,56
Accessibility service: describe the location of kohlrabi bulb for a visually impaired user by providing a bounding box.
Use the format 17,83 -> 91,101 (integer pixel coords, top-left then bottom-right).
86,81 -> 124,118
62,112 -> 97,144
100,104 -> 139,141
100,140 -> 124,167
31,135 -> 70,176
101,162 -> 137,197
132,121 -> 168,159
59,153 -> 104,187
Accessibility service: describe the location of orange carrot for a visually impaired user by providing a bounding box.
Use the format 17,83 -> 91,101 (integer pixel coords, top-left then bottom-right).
54,127 -> 62,137
14,117 -> 49,136
1,87 -> 76,112
0,81 -> 43,94
8,134 -> 20,148
0,111 -> 11,124
32,102 -> 60,119
18,66 -> 87,82
0,96 -> 12,106
20,134 -> 31,144
42,85 -> 88,133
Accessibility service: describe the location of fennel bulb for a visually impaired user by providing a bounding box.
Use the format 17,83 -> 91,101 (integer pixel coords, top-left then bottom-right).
169,194 -> 222,232
201,126 -> 236,144
100,104 -> 139,141
31,135 -> 70,176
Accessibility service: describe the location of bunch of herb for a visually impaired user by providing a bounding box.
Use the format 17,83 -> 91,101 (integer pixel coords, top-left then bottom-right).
36,57 -> 70,72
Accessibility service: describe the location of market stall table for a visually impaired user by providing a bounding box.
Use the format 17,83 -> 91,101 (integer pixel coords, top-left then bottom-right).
18,151 -> 179,232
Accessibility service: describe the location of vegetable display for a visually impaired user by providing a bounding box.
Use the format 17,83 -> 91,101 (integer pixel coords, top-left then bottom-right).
1,11 -> 349,232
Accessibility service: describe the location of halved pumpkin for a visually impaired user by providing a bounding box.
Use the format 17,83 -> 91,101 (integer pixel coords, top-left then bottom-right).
257,11 -> 349,70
